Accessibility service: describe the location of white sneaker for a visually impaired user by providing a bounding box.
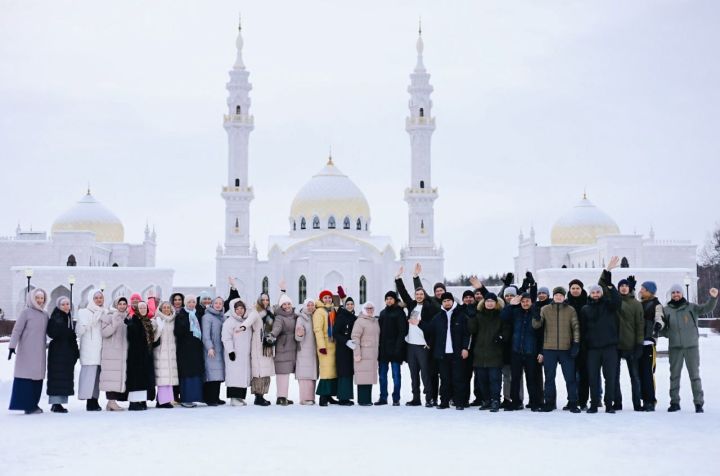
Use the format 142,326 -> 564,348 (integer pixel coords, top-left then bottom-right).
300,400 -> 316,406
180,402 -> 197,408
231,398 -> 247,406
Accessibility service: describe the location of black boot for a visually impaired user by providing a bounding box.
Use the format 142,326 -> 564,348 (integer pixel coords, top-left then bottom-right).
86,398 -> 102,411
338,400 -> 355,406
276,397 -> 289,406
128,402 -> 144,411
406,399 -> 422,407
695,404 -> 704,413
373,399 -> 388,406
643,402 -> 656,412
490,400 -> 500,413
319,396 -> 329,407
254,395 -> 271,406
327,397 -> 339,405
668,403 -> 681,412
567,402 -> 581,414
540,402 -> 557,412
587,405 -> 599,414
51,404 -> 68,413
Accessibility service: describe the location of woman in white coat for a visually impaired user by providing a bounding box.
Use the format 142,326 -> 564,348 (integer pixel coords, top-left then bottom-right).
295,299 -> 318,405
154,301 -> 178,408
248,293 -> 275,406
222,299 -> 256,406
76,289 -> 108,411
99,297 -> 130,411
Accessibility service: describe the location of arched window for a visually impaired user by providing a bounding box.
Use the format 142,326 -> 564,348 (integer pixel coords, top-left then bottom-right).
562,264 -> 568,269
300,218 -> 306,230
592,260 -> 595,268
584,261 -> 588,268
234,178 -> 240,186
298,275 -> 307,303
313,216 -> 320,229
112,262 -> 119,267
328,216 -> 336,229
343,217 -> 351,229
235,105 -> 241,114
419,107 -> 424,117
66,254 -> 77,267
359,276 -> 367,304
356,218 -> 362,231
420,180 -> 425,189
293,220 -> 297,231
262,277 -> 269,295
621,257 -> 629,268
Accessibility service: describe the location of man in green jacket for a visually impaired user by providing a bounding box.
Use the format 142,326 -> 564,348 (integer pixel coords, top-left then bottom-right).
613,276 -> 644,411
662,284 -> 718,413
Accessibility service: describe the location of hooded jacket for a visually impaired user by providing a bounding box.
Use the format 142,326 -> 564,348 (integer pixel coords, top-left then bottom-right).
9,289 -> 49,380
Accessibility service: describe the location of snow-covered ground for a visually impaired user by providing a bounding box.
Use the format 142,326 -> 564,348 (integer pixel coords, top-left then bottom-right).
0,337 -> 717,476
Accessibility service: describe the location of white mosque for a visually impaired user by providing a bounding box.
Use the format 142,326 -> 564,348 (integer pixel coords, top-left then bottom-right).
214,22 -> 444,304
0,191 -> 173,319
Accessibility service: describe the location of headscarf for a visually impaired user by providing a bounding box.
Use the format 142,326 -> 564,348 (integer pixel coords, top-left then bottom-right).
54,296 -> 73,329
156,301 -> 174,319
27,288 -> 47,312
55,296 -> 70,308
184,295 -> 201,339
361,301 -> 375,317
198,290 -> 212,304
135,301 -> 155,350
228,298 -> 247,319
86,288 -> 105,316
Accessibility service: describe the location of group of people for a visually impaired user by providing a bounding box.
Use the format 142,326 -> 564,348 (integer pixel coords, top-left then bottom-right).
7,258 -> 718,415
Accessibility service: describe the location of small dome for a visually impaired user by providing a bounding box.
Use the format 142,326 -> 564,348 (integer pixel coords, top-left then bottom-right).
52,191 -> 125,242
551,195 -> 620,245
290,158 -> 370,226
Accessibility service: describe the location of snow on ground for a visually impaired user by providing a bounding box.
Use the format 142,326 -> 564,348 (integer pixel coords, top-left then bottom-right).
0,337 -> 718,476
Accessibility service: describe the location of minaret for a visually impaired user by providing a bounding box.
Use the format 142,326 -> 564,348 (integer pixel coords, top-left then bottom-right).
221,15 -> 255,256
401,23 -> 444,285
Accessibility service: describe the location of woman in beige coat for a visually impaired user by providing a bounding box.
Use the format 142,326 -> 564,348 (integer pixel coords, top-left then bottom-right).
248,294 -> 275,406
99,297 -> 130,411
154,301 -> 178,408
295,299 -> 318,405
352,302 -> 380,406
222,299 -> 256,406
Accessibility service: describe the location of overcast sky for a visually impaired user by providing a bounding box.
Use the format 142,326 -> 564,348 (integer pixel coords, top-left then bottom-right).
1,0 -> 718,285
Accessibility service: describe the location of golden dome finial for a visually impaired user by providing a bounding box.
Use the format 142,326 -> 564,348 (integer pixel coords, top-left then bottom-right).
327,146 -> 334,166
582,188 -> 587,200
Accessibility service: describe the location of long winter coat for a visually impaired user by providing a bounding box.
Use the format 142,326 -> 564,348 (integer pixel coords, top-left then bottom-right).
333,306 -> 356,378
271,307 -> 298,375
9,291 -> 49,380
580,286 -> 621,350
99,304 -> 129,393
468,302 -> 509,368
125,315 -> 158,392
76,302 -> 108,366
662,296 -> 718,349
174,309 -> 205,379
248,307 -> 275,378
202,306 -> 226,382
222,304 -> 255,388
294,309 -> 318,380
46,307 -> 79,396
313,302 -> 337,379
153,311 -> 179,387
378,305 -> 408,363
351,313 -> 380,385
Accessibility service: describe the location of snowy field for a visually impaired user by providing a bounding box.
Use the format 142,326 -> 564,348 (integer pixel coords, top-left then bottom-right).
1,337 -> 718,476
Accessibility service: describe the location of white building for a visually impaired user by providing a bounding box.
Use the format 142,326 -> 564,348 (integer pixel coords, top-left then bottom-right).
0,190 -> 173,318
514,194 -> 698,300
215,23 -> 444,304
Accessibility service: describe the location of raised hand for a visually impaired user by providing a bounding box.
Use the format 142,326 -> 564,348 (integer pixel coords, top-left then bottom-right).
607,256 -> 620,271
279,278 -> 287,291
710,288 -> 719,298
414,263 -> 422,276
510,295 -> 522,306
396,266 -> 404,279
147,288 -> 155,299
469,275 -> 483,289
228,276 -> 237,288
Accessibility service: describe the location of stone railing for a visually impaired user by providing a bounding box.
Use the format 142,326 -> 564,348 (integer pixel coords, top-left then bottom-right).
223,114 -> 254,125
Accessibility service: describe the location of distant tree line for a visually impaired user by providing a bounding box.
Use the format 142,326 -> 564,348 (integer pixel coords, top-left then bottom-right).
445,273 -> 507,287
699,223 -> 720,322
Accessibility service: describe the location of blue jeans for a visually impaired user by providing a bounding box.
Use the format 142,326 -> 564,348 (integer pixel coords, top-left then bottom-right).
378,361 -> 402,403
474,367 -> 502,403
543,350 -> 577,405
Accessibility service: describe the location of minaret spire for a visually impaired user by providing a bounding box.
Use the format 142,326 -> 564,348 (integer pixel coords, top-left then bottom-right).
234,13 -> 245,70
415,20 -> 425,72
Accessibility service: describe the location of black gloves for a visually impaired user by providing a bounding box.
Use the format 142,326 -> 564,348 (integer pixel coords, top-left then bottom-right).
494,334 -> 504,345
653,321 -> 663,337
600,269 -> 612,285
633,345 -> 643,360
502,273 -> 515,287
229,351 -> 236,362
8,348 -> 16,360
627,275 -> 637,292
570,342 -> 580,359
526,271 -> 535,286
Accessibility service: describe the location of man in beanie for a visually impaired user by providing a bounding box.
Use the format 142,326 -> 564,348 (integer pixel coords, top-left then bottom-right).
500,285 -> 522,408
581,257 -> 622,414
661,284 -> 718,413
459,289 -> 479,407
638,281 -> 664,411
534,286 -> 580,413
614,276 -> 644,411
395,266 -> 440,407
566,277 -> 593,410
375,291 -> 408,406
411,263 -> 446,308
423,292 -> 470,410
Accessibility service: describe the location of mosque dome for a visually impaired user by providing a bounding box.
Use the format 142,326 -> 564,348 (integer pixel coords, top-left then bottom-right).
290,157 -> 371,231
51,191 -> 125,242
550,194 -> 620,245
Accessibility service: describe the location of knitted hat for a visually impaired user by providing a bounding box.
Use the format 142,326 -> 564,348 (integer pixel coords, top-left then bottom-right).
485,293 -> 498,302
641,281 -> 657,295
344,297 -> 354,304
384,291 -> 399,302
440,292 -> 455,302
552,286 -> 567,296
503,286 -> 517,297
117,297 -> 128,305
462,290 -> 474,299
278,294 -> 293,307
588,284 -> 603,295
319,290 -> 333,300
537,286 -> 550,295
669,284 -> 684,295
434,282 -> 447,292
618,279 -> 630,289
568,279 -> 584,289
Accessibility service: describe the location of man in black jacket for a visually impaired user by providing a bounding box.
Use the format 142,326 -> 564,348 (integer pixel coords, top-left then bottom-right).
422,292 -> 470,410
395,266 -> 440,407
376,291 -> 408,406
566,277 -> 592,410
581,257 -> 622,413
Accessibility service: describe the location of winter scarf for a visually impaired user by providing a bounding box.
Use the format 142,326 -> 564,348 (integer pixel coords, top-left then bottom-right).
185,307 -> 202,339
667,298 -> 687,309
138,312 -> 156,351
85,296 -> 106,325
260,305 -> 276,357
326,305 -> 336,340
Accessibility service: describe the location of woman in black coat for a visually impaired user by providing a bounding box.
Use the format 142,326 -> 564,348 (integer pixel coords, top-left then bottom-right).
126,301 -> 158,411
47,296 -> 79,413
333,297 -> 357,405
174,295 -> 205,407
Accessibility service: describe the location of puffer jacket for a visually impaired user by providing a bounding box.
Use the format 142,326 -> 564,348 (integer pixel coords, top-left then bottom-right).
202,306 -> 226,382
662,296 -> 718,349
294,309 -> 318,380
468,302 -> 509,368
534,302 -> 580,351
580,286 -> 621,349
313,302 -> 336,379
76,302 -> 108,365
222,303 -> 254,388
501,303 -> 542,356
272,307 -> 298,375
248,306 -> 275,378
99,303 -> 129,392
351,313 -> 380,385
153,311 -> 179,387
617,294 -> 644,351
